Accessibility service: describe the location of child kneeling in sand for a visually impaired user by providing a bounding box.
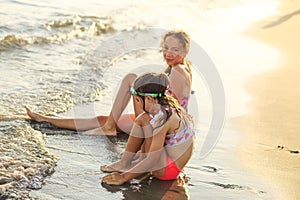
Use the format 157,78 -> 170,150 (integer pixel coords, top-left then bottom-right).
101,72 -> 195,185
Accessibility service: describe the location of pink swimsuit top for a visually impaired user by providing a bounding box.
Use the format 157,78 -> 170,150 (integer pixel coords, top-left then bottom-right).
166,65 -> 192,110
150,109 -> 195,147
166,87 -> 189,110
164,125 -> 194,147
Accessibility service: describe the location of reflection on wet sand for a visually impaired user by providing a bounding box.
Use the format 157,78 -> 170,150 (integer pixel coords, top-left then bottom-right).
102,175 -> 189,200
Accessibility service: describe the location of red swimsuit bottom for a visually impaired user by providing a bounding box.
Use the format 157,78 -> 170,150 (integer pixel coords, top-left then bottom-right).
157,156 -> 181,180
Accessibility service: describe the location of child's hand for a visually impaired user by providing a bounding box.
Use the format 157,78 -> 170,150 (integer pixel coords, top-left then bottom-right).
149,104 -> 161,115
149,104 -> 165,128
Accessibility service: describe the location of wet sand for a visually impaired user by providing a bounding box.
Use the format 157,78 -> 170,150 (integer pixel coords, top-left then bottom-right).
236,1 -> 300,199
6,1 -> 298,199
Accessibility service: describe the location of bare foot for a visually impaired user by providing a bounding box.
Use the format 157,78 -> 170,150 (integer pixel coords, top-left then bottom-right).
100,160 -> 130,173
83,126 -> 117,136
24,106 -> 46,122
100,165 -> 119,173
102,172 -> 128,185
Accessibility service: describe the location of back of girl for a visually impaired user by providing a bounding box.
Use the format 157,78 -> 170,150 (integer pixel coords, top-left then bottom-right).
101,72 -> 195,185
161,30 -> 193,110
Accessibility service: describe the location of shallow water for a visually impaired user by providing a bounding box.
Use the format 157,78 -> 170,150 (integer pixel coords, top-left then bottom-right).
0,0 -> 280,199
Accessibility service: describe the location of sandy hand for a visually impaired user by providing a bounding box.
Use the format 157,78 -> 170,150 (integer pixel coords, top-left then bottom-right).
102,172 -> 128,185
149,104 -> 162,115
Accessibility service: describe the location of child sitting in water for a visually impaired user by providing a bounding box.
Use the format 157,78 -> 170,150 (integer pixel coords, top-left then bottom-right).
25,30 -> 193,136
101,72 -> 195,185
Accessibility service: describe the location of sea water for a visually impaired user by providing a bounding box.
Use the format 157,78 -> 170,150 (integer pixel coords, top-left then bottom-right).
0,0 -> 280,199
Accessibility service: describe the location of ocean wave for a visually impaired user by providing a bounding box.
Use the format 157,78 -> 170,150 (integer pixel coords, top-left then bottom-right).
0,124 -> 59,199
0,15 -> 115,52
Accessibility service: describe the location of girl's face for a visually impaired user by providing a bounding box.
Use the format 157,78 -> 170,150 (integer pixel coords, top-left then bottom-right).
132,95 -> 155,113
162,35 -> 187,67
132,95 -> 144,114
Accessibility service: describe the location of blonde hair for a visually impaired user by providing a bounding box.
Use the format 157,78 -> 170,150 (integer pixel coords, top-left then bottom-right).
161,30 -> 192,76
161,30 -> 190,52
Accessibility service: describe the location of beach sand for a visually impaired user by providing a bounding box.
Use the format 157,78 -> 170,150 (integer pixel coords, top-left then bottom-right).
236,0 -> 300,199
5,1 -> 298,199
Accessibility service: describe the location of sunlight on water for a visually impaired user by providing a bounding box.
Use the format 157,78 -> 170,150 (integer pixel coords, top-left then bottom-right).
188,0 -> 281,118
0,0 -> 282,199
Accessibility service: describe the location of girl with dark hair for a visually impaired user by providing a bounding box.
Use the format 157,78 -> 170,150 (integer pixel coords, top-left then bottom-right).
101,72 -> 195,185
25,30 -> 193,136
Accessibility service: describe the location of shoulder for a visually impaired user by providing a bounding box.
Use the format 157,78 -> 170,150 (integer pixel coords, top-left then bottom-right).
135,112 -> 152,127
172,64 -> 191,77
172,64 -> 186,73
170,65 -> 191,83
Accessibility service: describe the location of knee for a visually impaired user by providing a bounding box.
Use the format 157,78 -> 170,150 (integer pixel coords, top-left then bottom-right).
122,73 -> 137,86
96,115 -> 108,125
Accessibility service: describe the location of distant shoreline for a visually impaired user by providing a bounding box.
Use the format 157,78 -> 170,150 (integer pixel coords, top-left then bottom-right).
237,1 -> 300,199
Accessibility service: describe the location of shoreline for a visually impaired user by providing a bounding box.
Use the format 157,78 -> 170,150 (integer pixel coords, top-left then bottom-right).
2,1 -> 296,199
236,0 -> 300,199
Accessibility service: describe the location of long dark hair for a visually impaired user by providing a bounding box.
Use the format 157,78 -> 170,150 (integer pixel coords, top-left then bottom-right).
133,72 -> 191,130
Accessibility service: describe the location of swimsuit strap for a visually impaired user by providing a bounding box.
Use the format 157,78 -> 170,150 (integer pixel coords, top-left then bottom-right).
136,111 -> 146,120
179,96 -> 189,110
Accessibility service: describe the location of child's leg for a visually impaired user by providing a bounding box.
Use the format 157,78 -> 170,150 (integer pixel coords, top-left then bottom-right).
26,104 -> 134,132
100,123 -> 145,172
115,113 -> 135,134
102,125 -> 168,185
26,73 -> 137,134
87,73 -> 137,135
25,106 -> 104,130
135,124 -> 169,178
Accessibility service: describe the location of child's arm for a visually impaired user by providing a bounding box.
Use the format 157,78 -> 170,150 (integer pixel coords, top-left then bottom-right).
121,125 -> 166,171
149,104 -> 167,132
102,121 -> 169,185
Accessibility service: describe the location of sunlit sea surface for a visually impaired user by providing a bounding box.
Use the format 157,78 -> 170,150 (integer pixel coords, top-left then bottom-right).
0,0 -> 280,199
